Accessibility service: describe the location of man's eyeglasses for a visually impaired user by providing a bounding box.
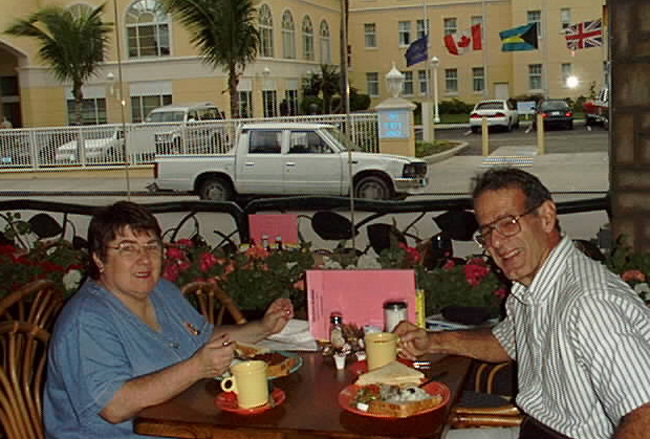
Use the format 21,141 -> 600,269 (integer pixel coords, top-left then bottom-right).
107,241 -> 163,258
474,204 -> 541,248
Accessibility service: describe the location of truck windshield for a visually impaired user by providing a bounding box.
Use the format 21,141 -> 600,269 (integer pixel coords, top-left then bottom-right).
321,127 -> 360,152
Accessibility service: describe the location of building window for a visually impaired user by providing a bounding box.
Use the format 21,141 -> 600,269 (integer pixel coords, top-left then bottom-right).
416,19 -> 429,39
0,76 -> 19,96
560,8 -> 571,31
237,91 -> 253,118
259,4 -> 274,58
398,21 -> 411,46
263,90 -> 278,117
302,16 -> 314,60
445,69 -> 458,94
284,89 -> 299,116
131,94 -> 171,123
529,64 -> 543,90
418,70 -> 428,95
402,71 -> 414,96
281,10 -> 296,59
126,0 -> 170,58
527,10 -> 542,37
366,72 -> 379,97
319,20 -> 331,64
443,18 -> 457,36
472,68 -> 484,93
561,63 -> 572,87
365,23 -> 377,48
67,98 -> 107,125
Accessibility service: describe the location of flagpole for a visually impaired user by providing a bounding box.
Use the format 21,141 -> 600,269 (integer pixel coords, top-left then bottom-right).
422,0 -> 434,143
543,0 -> 549,99
481,0 -> 488,99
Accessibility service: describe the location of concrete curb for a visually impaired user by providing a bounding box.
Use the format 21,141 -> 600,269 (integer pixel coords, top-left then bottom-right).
422,141 -> 470,165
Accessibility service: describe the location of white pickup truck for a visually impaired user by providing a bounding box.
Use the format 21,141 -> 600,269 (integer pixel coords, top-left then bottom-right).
152,123 -> 428,201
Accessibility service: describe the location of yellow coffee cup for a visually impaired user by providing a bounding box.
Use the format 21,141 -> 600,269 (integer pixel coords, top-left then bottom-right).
364,332 -> 398,371
220,360 -> 268,409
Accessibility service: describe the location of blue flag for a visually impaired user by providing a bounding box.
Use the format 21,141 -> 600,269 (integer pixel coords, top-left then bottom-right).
499,23 -> 538,51
405,35 -> 428,67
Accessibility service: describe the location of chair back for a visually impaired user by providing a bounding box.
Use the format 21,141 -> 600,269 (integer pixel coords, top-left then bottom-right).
0,321 -> 50,439
181,281 -> 247,326
0,280 -> 63,331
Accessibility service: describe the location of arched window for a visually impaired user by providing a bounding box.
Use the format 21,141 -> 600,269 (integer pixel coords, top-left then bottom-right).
281,10 -> 296,59
258,4 -> 274,58
302,16 -> 314,61
126,0 -> 170,58
319,20 -> 331,65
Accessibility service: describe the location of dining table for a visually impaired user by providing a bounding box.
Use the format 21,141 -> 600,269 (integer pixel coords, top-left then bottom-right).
134,351 -> 474,439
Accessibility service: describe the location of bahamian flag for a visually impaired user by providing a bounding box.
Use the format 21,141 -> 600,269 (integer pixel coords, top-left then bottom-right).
499,22 -> 538,51
405,34 -> 428,67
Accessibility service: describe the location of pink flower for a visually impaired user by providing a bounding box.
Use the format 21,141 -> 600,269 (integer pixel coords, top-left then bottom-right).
166,247 -> 184,260
493,287 -> 508,299
175,239 -> 194,248
162,263 -> 180,282
622,270 -> 646,283
198,252 -> 217,273
178,260 -> 191,271
398,242 -> 421,265
442,259 -> 455,271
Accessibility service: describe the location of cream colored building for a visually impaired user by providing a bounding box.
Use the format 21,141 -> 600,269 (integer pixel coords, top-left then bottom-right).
0,0 -> 606,128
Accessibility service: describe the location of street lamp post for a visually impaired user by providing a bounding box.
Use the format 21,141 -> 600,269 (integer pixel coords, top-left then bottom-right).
431,56 -> 440,124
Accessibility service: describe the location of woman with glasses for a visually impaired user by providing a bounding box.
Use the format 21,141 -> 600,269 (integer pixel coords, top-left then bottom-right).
43,201 -> 294,439
396,168 -> 650,439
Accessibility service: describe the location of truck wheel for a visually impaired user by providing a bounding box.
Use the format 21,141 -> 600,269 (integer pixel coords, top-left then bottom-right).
354,176 -> 391,200
199,178 -> 232,201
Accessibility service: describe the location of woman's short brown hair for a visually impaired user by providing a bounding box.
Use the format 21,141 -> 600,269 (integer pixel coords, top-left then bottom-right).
87,201 -> 162,279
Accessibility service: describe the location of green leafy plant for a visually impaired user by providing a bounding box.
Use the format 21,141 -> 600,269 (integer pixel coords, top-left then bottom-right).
605,235 -> 650,301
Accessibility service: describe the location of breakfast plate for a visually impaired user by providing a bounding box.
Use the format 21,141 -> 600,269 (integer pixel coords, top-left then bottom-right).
338,381 -> 450,419
215,387 -> 285,414
216,351 -> 302,381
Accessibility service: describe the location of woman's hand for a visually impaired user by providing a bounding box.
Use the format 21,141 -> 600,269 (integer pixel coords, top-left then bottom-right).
262,298 -> 294,335
394,321 -> 433,360
193,333 -> 235,378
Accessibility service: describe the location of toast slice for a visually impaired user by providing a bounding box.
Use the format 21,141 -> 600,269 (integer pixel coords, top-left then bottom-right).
233,342 -> 298,378
368,394 -> 443,418
356,361 -> 424,387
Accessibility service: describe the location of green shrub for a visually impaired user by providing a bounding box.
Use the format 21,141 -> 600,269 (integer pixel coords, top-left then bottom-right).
439,98 -> 473,114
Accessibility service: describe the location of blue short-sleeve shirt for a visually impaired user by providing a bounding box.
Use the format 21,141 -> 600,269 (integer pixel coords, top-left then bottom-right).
43,278 -> 213,439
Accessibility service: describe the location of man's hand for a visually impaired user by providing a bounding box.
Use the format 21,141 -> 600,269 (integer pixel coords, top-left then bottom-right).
262,298 -> 294,335
193,333 -> 235,378
394,321 -> 434,360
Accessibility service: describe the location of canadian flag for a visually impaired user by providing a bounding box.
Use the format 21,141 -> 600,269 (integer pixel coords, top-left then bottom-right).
444,23 -> 482,55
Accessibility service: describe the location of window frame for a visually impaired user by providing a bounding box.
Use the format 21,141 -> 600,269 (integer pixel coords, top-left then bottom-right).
472,67 -> 484,93
302,16 -> 314,61
561,63 -> 572,88
130,93 -> 172,123
125,0 -> 171,59
259,4 -> 274,58
529,64 -> 543,90
445,68 -> 458,94
319,20 -> 331,65
443,17 -> 457,36
67,97 -> 107,125
366,72 -> 379,97
402,71 -> 414,96
418,70 -> 428,96
560,8 -> 571,31
364,23 -> 377,48
281,10 -> 296,59
398,21 -> 411,47
527,10 -> 542,38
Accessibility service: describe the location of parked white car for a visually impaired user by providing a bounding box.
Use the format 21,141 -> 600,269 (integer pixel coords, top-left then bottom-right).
469,99 -> 519,133
55,129 -> 124,163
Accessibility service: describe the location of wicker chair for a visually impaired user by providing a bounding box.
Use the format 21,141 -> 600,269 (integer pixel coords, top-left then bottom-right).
0,321 -> 50,439
448,360 -> 523,428
0,280 -> 63,332
181,281 -> 247,325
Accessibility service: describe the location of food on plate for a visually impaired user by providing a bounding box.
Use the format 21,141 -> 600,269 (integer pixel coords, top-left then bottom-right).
233,342 -> 299,378
355,360 -> 424,386
350,383 -> 443,418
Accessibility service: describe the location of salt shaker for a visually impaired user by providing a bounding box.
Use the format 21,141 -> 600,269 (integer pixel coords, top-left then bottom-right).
383,301 -> 407,332
329,312 -> 345,350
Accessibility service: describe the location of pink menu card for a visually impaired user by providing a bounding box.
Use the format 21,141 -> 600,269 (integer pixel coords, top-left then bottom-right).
306,269 -> 416,341
248,214 -> 299,245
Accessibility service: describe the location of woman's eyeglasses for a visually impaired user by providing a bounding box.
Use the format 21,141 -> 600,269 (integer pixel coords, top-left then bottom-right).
107,241 -> 163,258
474,204 -> 540,248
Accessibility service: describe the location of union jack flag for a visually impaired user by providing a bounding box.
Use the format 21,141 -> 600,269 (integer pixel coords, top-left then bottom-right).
565,19 -> 603,50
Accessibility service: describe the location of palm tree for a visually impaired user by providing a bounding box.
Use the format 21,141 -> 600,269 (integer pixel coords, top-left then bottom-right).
5,4 -> 112,126
161,0 -> 259,118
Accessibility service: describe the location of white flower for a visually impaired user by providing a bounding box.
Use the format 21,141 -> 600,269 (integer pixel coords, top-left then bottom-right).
62,269 -> 83,291
634,282 -> 650,301
320,256 -> 343,270
356,254 -> 382,269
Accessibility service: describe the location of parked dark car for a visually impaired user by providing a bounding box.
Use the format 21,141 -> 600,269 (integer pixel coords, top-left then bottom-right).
533,99 -> 574,130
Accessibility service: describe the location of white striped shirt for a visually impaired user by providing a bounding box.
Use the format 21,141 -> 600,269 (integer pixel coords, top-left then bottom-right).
493,236 -> 650,439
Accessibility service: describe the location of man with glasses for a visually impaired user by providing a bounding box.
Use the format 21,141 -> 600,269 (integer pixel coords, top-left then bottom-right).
396,167 -> 650,439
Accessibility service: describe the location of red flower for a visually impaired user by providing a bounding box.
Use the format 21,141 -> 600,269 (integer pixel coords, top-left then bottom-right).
493,287 -> 508,299
166,247 -> 185,260
175,239 -> 194,248
245,245 -> 269,259
464,263 -> 490,287
162,263 -> 180,282
621,270 -> 646,283
198,252 -> 217,273
442,259 -> 456,271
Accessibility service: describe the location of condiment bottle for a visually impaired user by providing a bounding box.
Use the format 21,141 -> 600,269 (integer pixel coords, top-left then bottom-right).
329,312 -> 345,350
383,301 -> 407,332
275,235 -> 283,251
262,234 -> 270,251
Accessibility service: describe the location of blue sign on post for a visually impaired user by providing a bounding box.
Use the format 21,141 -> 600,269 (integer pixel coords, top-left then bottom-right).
379,111 -> 409,139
